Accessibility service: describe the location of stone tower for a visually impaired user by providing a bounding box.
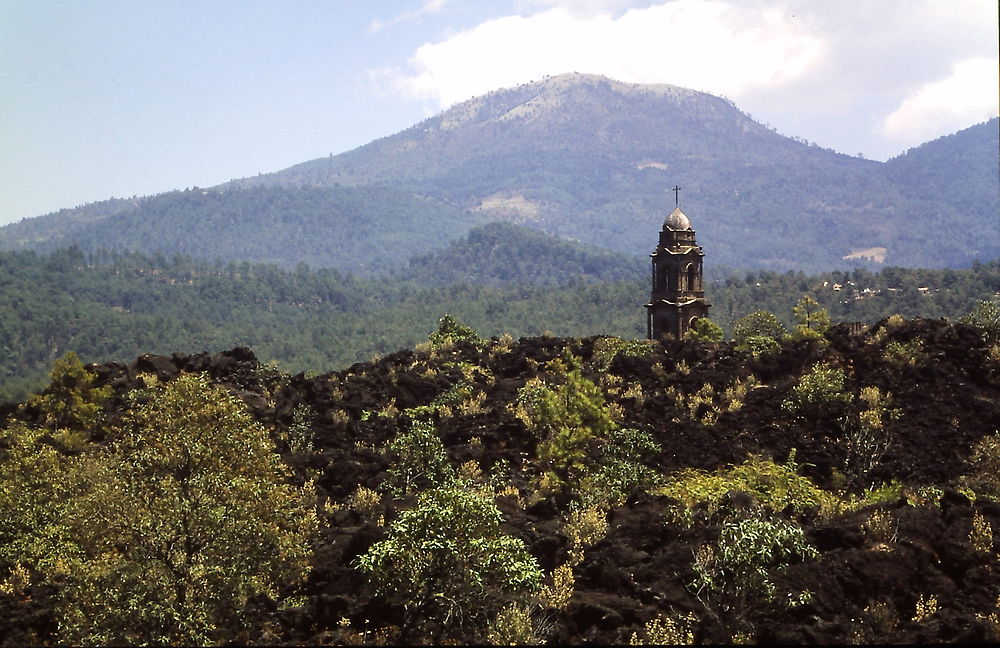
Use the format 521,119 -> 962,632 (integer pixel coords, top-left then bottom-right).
645,203 -> 710,340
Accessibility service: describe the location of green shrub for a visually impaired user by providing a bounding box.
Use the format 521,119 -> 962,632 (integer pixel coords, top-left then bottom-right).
960,300 -> 1000,345
281,403 -> 315,454
562,501 -> 609,565
744,335 -> 781,357
583,460 -> 663,508
732,310 -> 785,355
0,422 -> 81,577
589,336 -> 653,372
385,419 -> 455,497
433,380 -> 475,406
28,351 -> 111,434
486,602 -> 541,645
843,387 -> 900,486
692,515 -> 818,605
657,452 -> 839,526
788,294 -> 831,342
529,350 -> 615,490
629,611 -> 698,645
606,427 -> 661,461
959,432 -> 1000,499
581,428 -> 663,506
685,317 -> 724,343
882,339 -> 926,366
428,314 -> 482,349
357,484 -> 542,643
782,363 -> 852,424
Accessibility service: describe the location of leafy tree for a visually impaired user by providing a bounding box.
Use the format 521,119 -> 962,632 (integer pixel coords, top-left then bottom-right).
731,310 -> 785,356
59,372 -> 317,645
528,349 -> 615,489
384,419 -> 455,497
686,317 -> 724,343
789,295 -> 831,341
28,351 -> 110,433
0,423 -> 81,578
429,313 -> 482,349
582,427 -> 663,507
960,299 -> 1000,345
357,483 -> 542,643
782,363 -> 852,426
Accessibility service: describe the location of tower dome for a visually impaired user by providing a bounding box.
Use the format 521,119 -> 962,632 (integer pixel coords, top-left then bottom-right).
663,206 -> 691,230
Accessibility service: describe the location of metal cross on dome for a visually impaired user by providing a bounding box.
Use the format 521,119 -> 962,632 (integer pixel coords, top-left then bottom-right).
671,185 -> 681,207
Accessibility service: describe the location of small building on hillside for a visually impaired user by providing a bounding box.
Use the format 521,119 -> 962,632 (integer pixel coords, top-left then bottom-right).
645,196 -> 710,340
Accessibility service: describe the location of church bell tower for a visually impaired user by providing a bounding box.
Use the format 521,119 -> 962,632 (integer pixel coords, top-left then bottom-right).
645,188 -> 710,340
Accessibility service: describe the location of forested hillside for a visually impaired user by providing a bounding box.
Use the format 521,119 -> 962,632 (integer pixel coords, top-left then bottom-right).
1,237 -> 997,403
401,221 -> 644,285
883,118 -> 999,219
2,74 -> 996,272
0,185 -> 485,273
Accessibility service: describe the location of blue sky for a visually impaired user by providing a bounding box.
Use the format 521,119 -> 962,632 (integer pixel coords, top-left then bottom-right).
2,0 -> 997,225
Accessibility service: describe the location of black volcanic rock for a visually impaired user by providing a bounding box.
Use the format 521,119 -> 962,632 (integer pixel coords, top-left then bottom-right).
3,318 -> 1000,644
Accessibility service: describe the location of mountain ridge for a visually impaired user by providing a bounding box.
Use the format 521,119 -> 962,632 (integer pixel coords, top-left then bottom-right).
2,73 -> 996,272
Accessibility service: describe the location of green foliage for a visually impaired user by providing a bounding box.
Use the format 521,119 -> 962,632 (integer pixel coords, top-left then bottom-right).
582,428 -> 663,507
58,372 -> 317,645
404,221 -> 643,287
960,300 -> 1000,345
356,483 -> 542,643
385,419 -> 455,497
630,611 -> 698,645
854,480 -> 905,507
0,185 -> 485,274
431,380 -> 476,407
1,248 -> 998,403
959,432 -> 1000,500
28,351 -> 110,433
584,458 -> 664,508
882,339 -> 927,366
789,294 -> 831,341
691,515 -> 818,605
657,452 -> 839,526
732,310 -> 786,356
429,314 -> 483,349
589,336 -> 653,372
486,602 -> 541,645
782,363 -> 852,423
686,317 -> 724,343
843,387 -> 901,486
528,350 -> 616,490
0,423 -> 82,575
605,427 -> 662,461
745,335 -> 781,357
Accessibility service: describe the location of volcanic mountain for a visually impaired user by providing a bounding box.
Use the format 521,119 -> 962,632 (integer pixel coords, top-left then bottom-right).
1,73 -> 996,271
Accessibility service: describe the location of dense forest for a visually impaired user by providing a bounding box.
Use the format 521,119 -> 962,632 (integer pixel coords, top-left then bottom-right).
0,185 -> 486,273
1,235 -> 997,403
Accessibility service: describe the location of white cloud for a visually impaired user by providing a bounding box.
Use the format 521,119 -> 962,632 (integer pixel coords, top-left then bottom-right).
371,0 -> 998,158
378,0 -> 826,109
883,57 -> 1000,143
